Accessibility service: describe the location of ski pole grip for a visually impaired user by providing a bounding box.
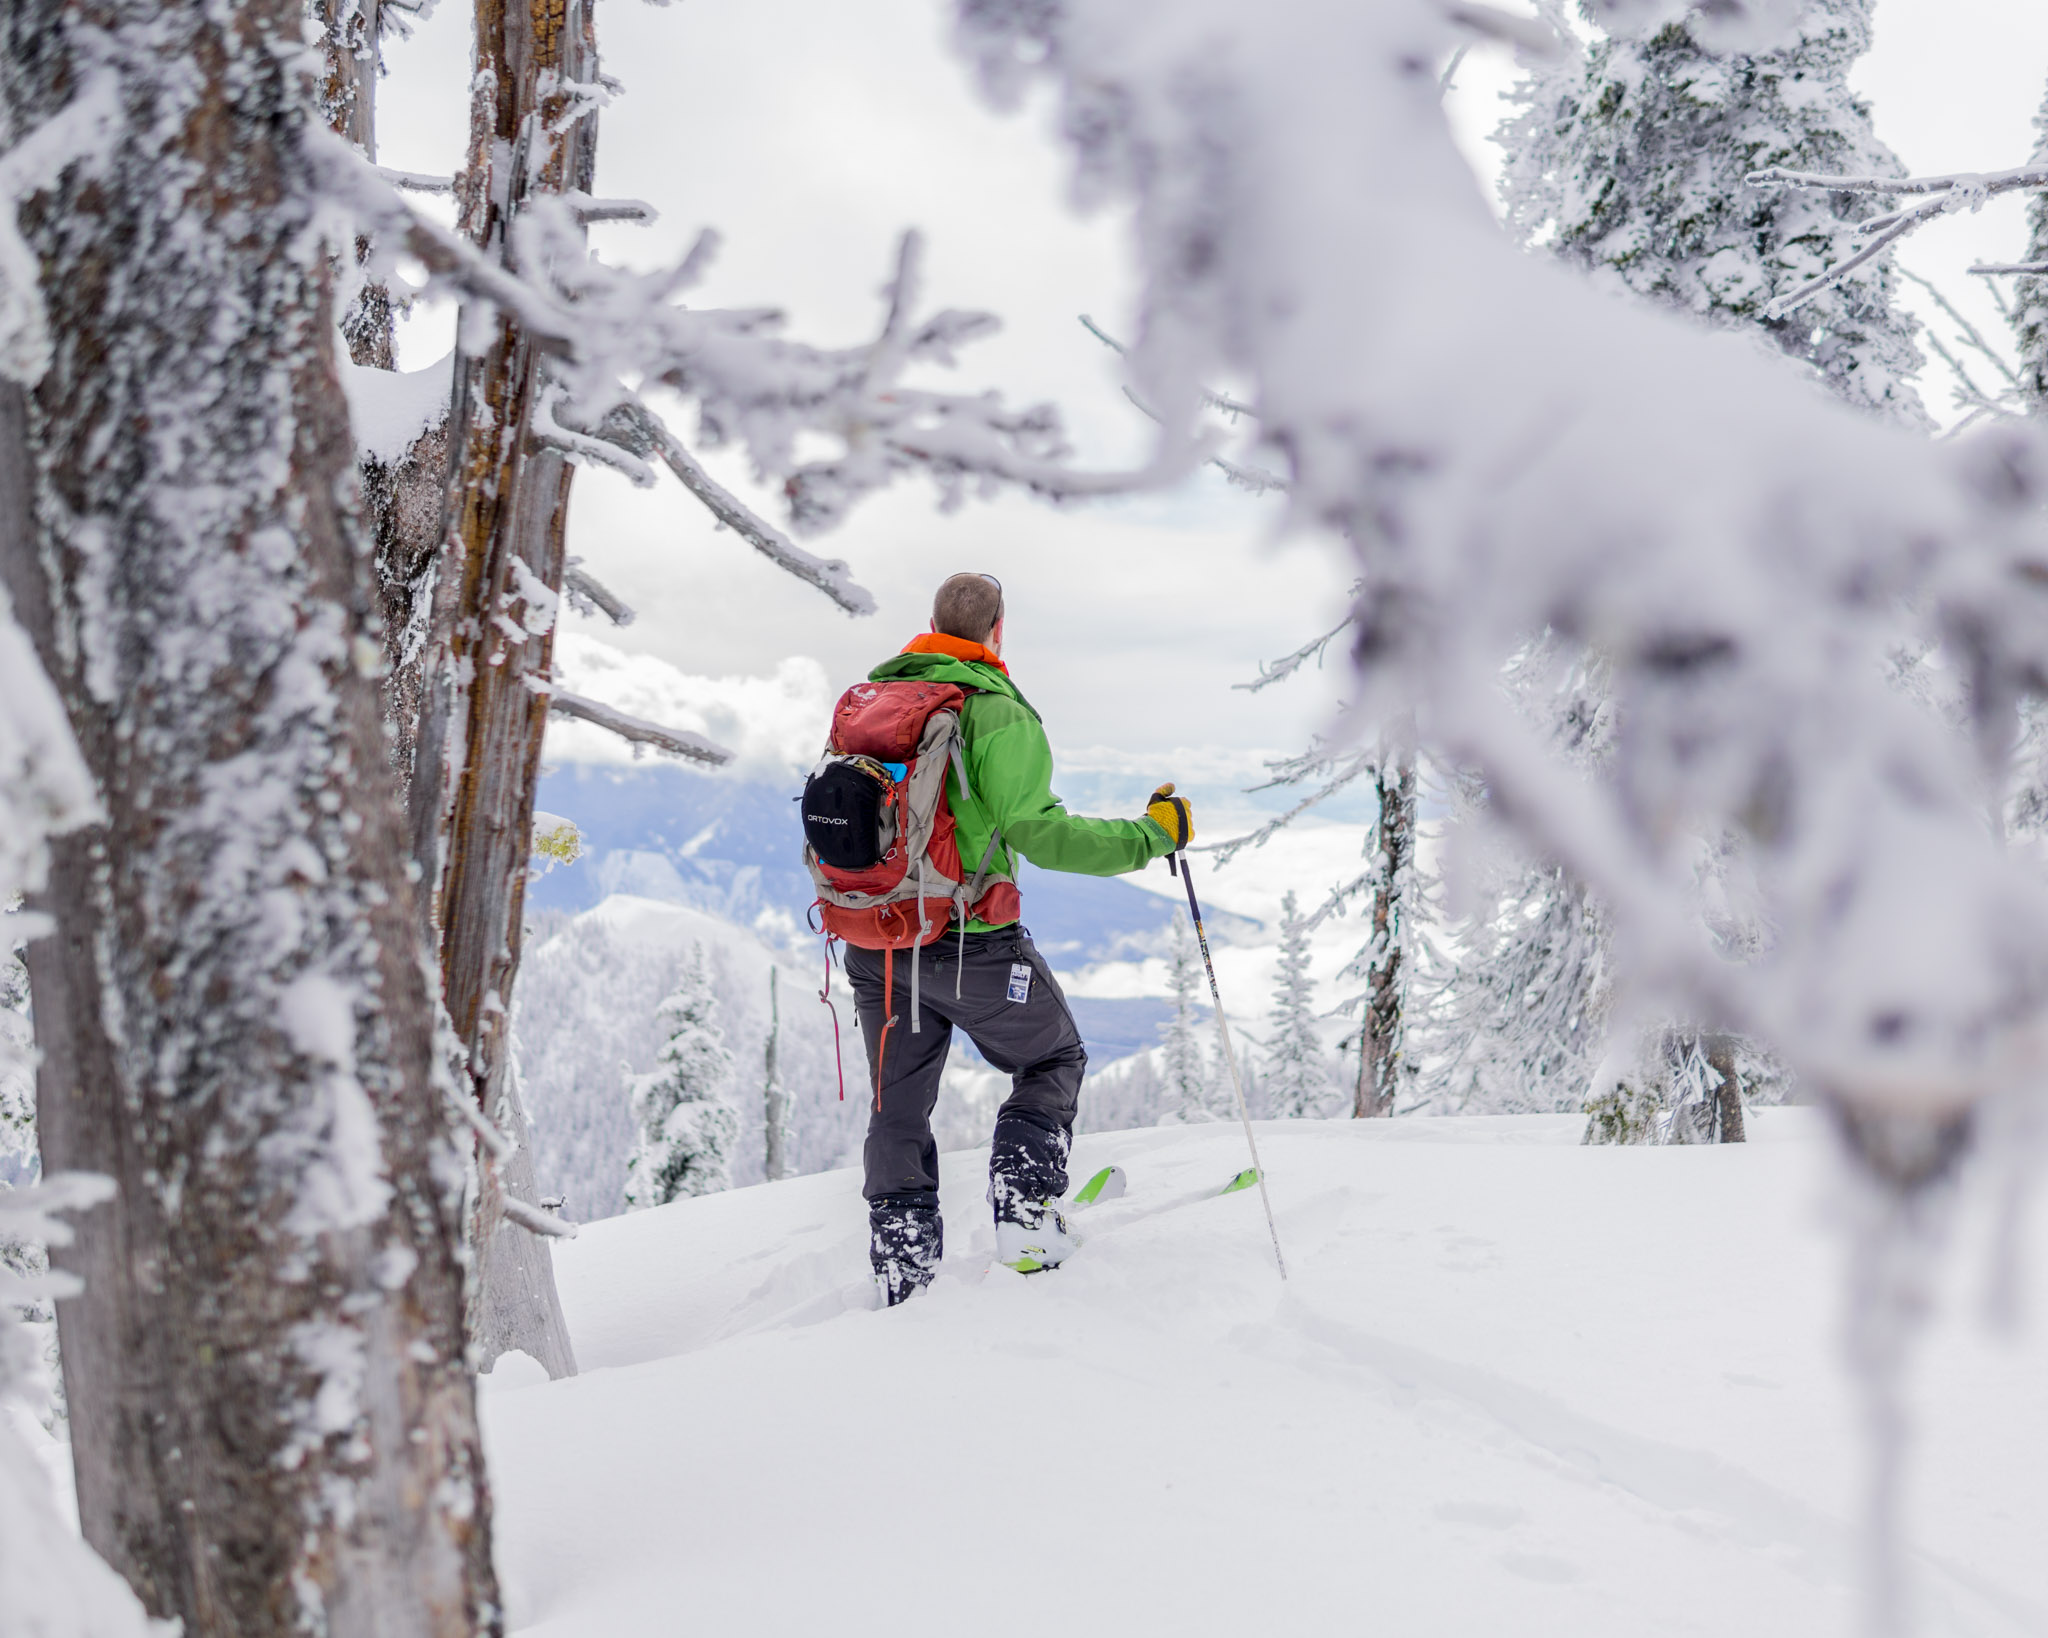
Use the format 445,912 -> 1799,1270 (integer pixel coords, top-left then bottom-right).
1147,782 -> 1192,855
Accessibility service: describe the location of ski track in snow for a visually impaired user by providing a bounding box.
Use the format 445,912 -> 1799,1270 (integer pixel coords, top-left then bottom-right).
480,1114 -> 2048,1637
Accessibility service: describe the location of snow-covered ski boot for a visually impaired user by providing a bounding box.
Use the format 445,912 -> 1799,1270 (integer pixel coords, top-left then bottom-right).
994,1197 -> 1079,1274
870,1195 -> 942,1307
989,1113 -> 1077,1272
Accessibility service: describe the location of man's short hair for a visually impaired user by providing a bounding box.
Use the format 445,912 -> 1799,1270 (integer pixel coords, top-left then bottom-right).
932,572 -> 1003,643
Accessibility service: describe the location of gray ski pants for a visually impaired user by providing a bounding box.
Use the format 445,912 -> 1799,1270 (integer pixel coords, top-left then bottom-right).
844,927 -> 1086,1208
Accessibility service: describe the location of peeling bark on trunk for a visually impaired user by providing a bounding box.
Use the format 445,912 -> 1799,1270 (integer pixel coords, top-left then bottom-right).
1355,756 -> 1416,1119
364,420 -> 451,797
412,0 -> 600,1377
312,0 -> 396,372
311,2 -> 450,800
0,4 -> 499,1631
1706,1035 -> 1747,1143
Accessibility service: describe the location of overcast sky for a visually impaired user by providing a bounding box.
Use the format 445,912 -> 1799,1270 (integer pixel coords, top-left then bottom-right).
373,0 -> 2048,809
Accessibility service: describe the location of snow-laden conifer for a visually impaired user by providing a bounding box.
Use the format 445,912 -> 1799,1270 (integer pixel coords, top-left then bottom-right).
2013,85 -> 2048,409
625,945 -> 740,1207
1409,647 -> 1615,1115
1265,891 -> 1333,1118
1584,1030 -> 1755,1143
1501,0 -> 1926,423
1477,2 -> 1915,1128
1417,859 -> 1614,1115
1159,912 -> 1213,1123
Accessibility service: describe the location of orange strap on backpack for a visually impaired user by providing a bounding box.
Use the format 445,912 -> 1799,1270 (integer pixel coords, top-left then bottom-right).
873,944 -> 899,1113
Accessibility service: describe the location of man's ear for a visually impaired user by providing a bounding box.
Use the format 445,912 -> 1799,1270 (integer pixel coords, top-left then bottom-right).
989,617 -> 1005,654
929,618 -> 938,632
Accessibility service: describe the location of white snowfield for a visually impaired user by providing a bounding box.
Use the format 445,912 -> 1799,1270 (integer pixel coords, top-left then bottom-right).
482,1114 -> 2047,1637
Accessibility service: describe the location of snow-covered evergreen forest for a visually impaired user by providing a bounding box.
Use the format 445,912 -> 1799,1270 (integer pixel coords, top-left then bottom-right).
5,0 -> 2048,1632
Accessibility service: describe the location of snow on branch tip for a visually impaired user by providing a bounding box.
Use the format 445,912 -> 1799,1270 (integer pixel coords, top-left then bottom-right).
563,565 -> 636,627
500,1195 -> 579,1240
545,689 -> 733,766
579,398 -> 880,617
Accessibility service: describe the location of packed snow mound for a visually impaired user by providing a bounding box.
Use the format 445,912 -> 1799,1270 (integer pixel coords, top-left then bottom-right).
337,352 -> 452,464
481,1114 -> 2048,1637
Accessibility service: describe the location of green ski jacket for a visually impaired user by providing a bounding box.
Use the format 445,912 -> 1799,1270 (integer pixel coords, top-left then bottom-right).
867,646 -> 1175,932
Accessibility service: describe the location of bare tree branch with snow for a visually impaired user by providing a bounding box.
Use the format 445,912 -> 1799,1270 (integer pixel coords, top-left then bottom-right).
1748,161 -> 2048,317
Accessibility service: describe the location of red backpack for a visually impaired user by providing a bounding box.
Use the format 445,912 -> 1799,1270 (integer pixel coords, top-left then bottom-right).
801,679 -> 1020,1075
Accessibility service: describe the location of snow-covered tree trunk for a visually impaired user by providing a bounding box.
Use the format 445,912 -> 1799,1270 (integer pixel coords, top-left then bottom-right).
410,0 -> 600,1376
1355,757 -> 1415,1118
763,965 -> 793,1182
0,5 -> 498,1630
1707,1034 -> 1747,1143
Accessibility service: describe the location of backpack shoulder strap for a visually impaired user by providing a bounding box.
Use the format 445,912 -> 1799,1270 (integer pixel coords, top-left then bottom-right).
898,708 -> 963,863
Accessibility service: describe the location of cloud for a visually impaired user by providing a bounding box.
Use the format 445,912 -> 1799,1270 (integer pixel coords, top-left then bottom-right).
545,633 -> 829,781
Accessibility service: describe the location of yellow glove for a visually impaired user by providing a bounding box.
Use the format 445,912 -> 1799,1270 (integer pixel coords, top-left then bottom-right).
1145,782 -> 1193,849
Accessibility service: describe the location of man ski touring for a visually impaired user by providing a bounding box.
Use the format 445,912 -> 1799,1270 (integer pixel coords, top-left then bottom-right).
804,572 -> 1192,1305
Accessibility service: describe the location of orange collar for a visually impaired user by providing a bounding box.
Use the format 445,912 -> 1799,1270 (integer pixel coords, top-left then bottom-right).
900,632 -> 1010,675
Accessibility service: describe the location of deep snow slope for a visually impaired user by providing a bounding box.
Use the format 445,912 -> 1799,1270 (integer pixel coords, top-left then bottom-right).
480,1114 -> 2048,1637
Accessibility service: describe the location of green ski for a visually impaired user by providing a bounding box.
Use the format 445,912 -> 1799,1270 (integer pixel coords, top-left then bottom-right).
994,1166 -> 1269,1274
1071,1164 -> 1128,1208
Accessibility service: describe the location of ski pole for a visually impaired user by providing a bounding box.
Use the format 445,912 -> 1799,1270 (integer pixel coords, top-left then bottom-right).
1169,842 -> 1288,1282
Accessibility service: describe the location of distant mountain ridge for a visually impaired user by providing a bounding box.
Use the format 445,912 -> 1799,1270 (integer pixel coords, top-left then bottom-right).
528,762 -> 1252,1068
530,763 -> 1259,964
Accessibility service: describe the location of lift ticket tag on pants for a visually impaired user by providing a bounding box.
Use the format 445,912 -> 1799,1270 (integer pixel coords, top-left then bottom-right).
1007,963 -> 1032,1003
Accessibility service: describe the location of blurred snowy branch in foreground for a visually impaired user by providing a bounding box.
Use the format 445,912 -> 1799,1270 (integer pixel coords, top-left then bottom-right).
955,0 -> 2048,1160
953,0 -> 2048,1621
